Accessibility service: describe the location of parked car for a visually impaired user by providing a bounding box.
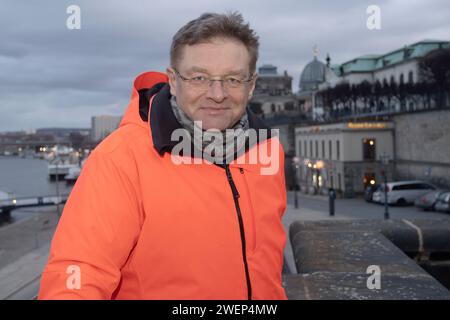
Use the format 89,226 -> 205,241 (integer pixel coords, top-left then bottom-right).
372,180 -> 437,206
434,191 -> 450,213
415,190 -> 449,211
364,184 -> 380,202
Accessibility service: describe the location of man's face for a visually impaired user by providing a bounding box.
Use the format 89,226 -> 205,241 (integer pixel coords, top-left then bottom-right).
167,37 -> 256,131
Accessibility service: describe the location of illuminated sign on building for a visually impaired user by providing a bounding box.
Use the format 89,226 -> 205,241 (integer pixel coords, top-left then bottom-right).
347,122 -> 388,129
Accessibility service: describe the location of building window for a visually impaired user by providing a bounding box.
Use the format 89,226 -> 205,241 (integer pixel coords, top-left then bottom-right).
363,138 -> 376,161
400,74 -> 404,84
285,101 -> 294,111
304,140 -> 307,157
329,141 -> 333,160
408,71 -> 414,84
322,140 -> 325,158
298,140 -> 302,156
336,141 -> 340,160
310,141 -> 313,158
315,141 -> 319,158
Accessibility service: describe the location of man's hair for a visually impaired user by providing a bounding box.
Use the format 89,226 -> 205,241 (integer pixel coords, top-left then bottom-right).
170,12 -> 259,75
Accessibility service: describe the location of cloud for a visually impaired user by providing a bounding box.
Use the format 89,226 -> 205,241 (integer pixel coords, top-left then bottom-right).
0,0 -> 449,131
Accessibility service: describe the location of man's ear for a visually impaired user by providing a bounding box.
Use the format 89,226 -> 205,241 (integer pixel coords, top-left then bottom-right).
166,67 -> 177,96
248,74 -> 258,98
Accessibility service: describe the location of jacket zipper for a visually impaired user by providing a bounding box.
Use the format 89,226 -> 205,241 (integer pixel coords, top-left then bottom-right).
239,167 -> 256,251
225,164 -> 252,300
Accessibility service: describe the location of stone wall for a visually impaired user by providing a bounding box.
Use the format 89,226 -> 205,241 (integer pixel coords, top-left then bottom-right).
285,219 -> 450,299
393,109 -> 450,188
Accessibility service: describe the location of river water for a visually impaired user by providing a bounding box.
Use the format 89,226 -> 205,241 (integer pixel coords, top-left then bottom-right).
0,156 -> 74,224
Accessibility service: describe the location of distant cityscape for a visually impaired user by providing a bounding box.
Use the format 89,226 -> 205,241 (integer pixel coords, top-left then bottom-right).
0,115 -> 122,155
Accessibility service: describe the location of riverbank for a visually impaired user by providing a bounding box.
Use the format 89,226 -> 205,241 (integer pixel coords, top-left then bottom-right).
0,207 -> 59,299
0,207 -> 58,269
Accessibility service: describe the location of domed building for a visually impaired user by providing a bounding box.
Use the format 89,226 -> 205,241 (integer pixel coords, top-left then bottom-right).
298,55 -> 327,121
299,56 -> 326,92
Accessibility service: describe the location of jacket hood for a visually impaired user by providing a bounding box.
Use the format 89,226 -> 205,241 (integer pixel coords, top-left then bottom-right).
119,71 -> 168,129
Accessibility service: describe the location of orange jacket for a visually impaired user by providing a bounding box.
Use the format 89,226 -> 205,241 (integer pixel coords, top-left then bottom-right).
38,71 -> 287,300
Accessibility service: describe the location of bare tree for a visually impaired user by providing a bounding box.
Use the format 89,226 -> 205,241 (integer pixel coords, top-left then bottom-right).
420,48 -> 450,109
358,80 -> 372,113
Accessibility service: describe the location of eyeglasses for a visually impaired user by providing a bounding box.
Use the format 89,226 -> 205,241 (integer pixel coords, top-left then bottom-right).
172,68 -> 254,90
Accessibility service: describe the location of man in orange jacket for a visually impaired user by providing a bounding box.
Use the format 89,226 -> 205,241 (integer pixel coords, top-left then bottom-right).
39,11 -> 287,300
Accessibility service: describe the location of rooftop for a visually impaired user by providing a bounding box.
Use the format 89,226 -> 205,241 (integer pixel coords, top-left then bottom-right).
332,39 -> 450,76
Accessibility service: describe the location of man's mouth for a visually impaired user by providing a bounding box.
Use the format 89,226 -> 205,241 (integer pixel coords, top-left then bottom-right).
200,107 -> 230,115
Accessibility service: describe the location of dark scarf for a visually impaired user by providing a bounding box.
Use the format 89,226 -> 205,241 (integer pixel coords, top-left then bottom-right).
170,96 -> 250,164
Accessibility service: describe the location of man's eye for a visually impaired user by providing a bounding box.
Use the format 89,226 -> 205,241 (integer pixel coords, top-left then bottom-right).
226,78 -> 241,85
191,76 -> 207,82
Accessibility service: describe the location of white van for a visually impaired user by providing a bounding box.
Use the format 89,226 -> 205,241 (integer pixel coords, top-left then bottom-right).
372,180 -> 437,206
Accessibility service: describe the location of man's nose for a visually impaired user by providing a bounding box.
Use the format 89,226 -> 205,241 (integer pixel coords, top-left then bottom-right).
205,80 -> 228,101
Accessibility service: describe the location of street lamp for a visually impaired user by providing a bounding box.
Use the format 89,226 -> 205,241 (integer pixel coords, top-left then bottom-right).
380,152 -> 391,220
292,156 -> 300,209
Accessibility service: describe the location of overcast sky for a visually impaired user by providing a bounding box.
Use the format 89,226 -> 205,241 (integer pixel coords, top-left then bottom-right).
1,0 -> 449,132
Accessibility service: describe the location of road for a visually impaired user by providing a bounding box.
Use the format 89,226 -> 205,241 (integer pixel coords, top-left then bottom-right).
285,191 -> 450,220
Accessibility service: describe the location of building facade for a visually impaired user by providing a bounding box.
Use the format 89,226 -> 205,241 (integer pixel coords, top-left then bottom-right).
294,122 -> 394,197
316,39 -> 450,118
90,115 -> 122,142
250,64 -> 304,189
253,64 -> 293,97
